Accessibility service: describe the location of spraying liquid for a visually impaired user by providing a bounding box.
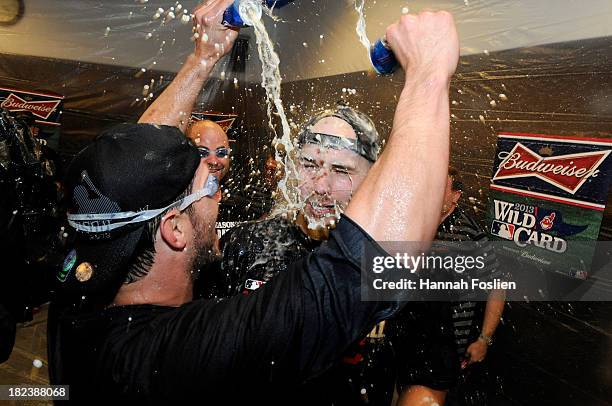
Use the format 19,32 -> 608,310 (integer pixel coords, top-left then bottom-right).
355,0 -> 399,74
354,0 -> 372,53
240,2 -> 301,215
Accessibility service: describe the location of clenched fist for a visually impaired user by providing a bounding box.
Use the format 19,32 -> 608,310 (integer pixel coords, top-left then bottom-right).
385,11 -> 459,82
192,0 -> 240,63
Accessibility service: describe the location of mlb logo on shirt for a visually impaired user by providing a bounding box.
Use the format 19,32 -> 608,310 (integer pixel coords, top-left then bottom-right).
244,279 -> 265,291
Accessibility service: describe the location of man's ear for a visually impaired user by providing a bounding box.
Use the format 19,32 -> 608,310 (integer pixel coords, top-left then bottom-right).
159,209 -> 188,251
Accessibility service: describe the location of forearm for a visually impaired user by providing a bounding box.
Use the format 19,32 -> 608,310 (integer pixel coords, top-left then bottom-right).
345,72 -> 451,243
138,53 -> 218,132
481,289 -> 506,337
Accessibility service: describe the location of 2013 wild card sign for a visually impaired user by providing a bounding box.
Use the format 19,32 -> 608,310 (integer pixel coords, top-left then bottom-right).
486,133 -> 612,279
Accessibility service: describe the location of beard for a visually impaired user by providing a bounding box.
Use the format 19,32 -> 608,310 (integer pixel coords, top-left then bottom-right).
186,210 -> 220,280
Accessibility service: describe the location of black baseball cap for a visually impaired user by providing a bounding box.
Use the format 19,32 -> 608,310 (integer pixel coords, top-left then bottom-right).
57,123 -> 201,299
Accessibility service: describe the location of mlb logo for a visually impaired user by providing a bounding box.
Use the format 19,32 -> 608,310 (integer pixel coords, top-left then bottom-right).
491,220 -> 515,240
244,279 -> 265,291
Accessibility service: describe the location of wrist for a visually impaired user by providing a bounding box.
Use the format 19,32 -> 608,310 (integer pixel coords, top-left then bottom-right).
187,52 -> 219,77
478,333 -> 493,346
404,69 -> 450,91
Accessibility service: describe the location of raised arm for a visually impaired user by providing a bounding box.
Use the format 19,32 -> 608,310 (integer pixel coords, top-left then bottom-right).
138,0 -> 238,132
345,12 -> 459,243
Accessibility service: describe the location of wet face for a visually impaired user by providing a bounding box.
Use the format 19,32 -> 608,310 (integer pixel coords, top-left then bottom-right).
187,120 -> 230,181
297,117 -> 372,228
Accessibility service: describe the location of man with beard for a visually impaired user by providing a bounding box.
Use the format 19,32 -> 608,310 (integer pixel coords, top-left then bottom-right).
217,104 -> 381,297
203,107 -> 395,406
47,0 -> 460,403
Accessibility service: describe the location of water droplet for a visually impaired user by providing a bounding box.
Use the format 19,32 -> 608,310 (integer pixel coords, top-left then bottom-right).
33,359 -> 43,368
499,93 -> 508,101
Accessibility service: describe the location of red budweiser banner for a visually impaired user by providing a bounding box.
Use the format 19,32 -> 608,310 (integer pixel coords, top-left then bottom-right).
489,133 -> 612,209
191,111 -> 238,132
486,132 -> 612,279
0,87 -> 64,126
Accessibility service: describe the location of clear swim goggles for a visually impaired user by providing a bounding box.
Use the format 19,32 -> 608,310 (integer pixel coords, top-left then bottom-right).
67,175 -> 219,234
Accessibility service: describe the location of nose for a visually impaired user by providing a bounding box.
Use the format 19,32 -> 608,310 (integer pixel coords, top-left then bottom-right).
205,155 -> 222,168
312,169 -> 332,196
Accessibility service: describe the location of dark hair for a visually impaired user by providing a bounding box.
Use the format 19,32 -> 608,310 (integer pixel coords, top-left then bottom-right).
124,180 -> 195,284
448,166 -> 464,192
297,104 -> 381,162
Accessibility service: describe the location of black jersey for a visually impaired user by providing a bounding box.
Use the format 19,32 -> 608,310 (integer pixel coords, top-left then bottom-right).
218,215 -> 395,405
389,207 -> 500,390
48,216 -> 407,404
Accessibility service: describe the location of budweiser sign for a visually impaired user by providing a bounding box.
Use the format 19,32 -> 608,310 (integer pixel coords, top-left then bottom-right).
191,111 -> 238,132
1,93 -> 61,120
493,143 -> 611,194
0,87 -> 64,126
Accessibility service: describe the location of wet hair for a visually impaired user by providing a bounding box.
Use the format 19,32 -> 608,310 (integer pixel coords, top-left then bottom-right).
448,166 -> 464,192
297,104 -> 381,162
124,180 -> 195,284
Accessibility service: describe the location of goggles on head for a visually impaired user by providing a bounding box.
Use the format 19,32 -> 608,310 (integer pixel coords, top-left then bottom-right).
298,130 -> 374,163
67,174 -> 219,234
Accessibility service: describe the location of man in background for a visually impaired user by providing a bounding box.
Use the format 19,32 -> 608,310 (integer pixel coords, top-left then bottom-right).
186,119 -> 231,182
390,167 -> 506,406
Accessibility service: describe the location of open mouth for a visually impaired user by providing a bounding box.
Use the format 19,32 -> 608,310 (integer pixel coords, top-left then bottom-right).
307,201 -> 338,217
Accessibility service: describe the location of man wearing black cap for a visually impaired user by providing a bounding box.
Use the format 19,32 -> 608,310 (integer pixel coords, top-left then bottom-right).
48,2 -> 460,404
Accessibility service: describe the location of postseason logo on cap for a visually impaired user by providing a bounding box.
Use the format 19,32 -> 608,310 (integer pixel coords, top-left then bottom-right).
58,249 -> 77,282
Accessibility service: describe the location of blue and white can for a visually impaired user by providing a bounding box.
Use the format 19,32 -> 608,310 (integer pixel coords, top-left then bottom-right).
223,0 -> 294,28
370,38 -> 398,75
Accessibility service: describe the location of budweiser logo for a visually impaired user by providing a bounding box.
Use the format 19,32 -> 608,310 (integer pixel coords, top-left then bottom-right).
1,93 -> 60,120
493,143 -> 611,194
215,118 -> 236,132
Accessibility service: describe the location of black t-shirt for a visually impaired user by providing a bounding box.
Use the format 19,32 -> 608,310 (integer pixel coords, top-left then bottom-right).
215,216 -> 395,405
219,215 -> 319,296
388,207 -> 500,390
49,216 -> 403,404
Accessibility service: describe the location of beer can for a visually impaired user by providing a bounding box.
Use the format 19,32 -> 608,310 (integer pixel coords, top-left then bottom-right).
223,0 -> 294,28
370,38 -> 398,75
222,1 -> 248,27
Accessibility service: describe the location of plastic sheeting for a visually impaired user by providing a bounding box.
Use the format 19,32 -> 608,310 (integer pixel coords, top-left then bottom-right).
0,0 -> 611,226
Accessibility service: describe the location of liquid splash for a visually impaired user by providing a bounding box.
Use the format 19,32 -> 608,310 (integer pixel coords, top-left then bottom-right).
243,2 -> 301,215
354,0 -> 372,53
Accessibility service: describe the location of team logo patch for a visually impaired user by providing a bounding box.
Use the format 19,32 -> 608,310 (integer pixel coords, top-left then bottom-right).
244,279 -> 265,291
58,249 -> 77,282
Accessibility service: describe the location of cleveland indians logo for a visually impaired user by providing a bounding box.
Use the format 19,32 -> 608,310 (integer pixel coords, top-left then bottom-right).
493,143 -> 611,194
